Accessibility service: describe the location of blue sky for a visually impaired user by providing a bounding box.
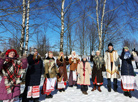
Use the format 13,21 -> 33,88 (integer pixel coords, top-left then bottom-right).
0,0 -> 138,55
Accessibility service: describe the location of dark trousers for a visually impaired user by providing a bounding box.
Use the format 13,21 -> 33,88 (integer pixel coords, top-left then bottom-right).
107,62 -> 118,88
81,85 -> 88,92
136,62 -> 138,69
107,78 -> 117,88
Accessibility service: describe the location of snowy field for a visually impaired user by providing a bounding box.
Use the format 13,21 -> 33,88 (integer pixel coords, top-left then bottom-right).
20,61 -> 138,102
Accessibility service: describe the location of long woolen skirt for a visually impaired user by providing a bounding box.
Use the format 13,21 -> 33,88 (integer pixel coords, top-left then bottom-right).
69,71 -> 77,86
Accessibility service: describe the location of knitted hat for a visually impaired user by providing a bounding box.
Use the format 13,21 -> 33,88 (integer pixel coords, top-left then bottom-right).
96,50 -> 100,53
82,55 -> 87,59
124,46 -> 129,50
108,43 -> 113,47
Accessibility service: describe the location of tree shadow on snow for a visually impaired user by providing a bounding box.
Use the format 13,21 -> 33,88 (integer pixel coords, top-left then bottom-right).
39,83 -> 58,101
101,77 -> 138,99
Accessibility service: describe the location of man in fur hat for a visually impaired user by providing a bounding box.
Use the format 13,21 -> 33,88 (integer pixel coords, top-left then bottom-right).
104,43 -> 120,92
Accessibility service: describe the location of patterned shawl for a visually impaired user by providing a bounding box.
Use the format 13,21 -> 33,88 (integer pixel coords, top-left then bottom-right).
124,51 -> 131,59
93,55 -> 104,70
2,57 -> 25,94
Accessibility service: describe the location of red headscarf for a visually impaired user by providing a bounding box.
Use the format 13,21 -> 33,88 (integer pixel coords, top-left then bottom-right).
5,49 -> 19,58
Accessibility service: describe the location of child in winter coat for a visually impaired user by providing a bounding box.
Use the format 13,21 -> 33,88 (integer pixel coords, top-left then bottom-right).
77,55 -> 91,95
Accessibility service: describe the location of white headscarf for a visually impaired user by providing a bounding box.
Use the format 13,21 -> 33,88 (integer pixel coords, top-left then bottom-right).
69,51 -> 79,59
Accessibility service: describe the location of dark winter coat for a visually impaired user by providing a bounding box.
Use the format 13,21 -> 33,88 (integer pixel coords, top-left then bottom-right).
91,56 -> 104,84
120,51 -> 135,76
25,54 -> 44,86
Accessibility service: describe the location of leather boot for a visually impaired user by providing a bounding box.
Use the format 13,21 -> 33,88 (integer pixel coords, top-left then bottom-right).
91,84 -> 96,91
98,86 -> 102,92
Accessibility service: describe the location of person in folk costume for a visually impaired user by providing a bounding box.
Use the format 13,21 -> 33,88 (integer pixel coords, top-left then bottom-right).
77,55 -> 91,95
120,47 -> 137,98
68,51 -> 80,87
104,43 -> 120,92
42,51 -> 60,98
0,49 -> 27,102
132,50 -> 138,62
91,50 -> 105,92
22,48 -> 44,102
56,52 -> 69,92
132,48 -> 138,69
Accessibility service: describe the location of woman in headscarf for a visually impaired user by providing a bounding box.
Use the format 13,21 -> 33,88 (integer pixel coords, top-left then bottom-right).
42,51 -> 60,98
77,55 -> 91,95
120,46 -> 137,98
56,52 -> 69,92
68,51 -> 80,87
91,50 -> 105,92
0,49 -> 27,102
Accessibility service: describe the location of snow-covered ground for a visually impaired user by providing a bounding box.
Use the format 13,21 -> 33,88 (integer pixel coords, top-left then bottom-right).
20,61 -> 138,102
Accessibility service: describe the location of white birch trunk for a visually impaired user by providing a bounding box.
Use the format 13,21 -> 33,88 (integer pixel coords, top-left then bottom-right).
60,0 -> 65,52
25,0 -> 30,54
96,0 -> 107,51
20,0 -> 26,56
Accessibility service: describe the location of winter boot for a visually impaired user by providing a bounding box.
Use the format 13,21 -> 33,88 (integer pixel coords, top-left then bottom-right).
69,85 -> 73,87
98,86 -> 102,92
62,89 -> 65,92
128,91 -> 132,98
107,85 -> 111,92
113,84 -> 118,92
123,91 -> 129,96
107,79 -> 111,92
82,91 -> 88,95
59,89 -> 62,92
113,79 -> 118,92
46,94 -> 53,98
91,84 -> 96,91
33,98 -> 39,102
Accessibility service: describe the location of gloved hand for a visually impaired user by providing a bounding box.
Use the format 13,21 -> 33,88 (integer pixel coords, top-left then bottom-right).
66,56 -> 69,61
57,73 -> 61,78
132,51 -> 137,57
92,50 -> 95,56
60,57 -> 63,62
46,74 -> 50,78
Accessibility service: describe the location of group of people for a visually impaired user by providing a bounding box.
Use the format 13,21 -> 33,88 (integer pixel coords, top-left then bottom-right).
0,43 -> 138,102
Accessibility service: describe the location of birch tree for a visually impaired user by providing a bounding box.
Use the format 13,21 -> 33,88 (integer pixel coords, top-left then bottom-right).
20,0 -> 26,56
60,0 -> 65,52
25,0 -> 30,54
95,0 -> 107,51
48,0 -> 81,52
